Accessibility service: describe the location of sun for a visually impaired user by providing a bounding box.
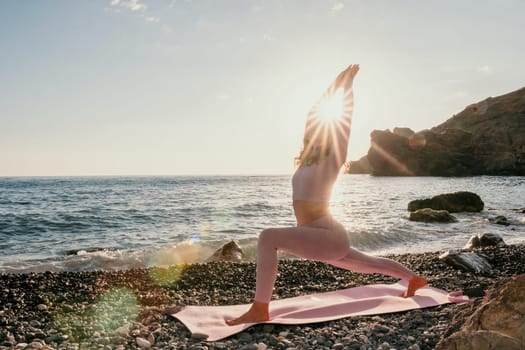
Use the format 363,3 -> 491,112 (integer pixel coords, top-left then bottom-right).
318,88 -> 345,123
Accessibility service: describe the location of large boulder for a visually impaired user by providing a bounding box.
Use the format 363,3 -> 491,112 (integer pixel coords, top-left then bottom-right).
436,274 -> 525,350
437,330 -> 521,350
489,215 -> 510,226
463,233 -> 505,251
364,87 -> 525,176
408,191 -> 484,213
409,208 -> 456,223
439,251 -> 492,274
205,240 -> 245,262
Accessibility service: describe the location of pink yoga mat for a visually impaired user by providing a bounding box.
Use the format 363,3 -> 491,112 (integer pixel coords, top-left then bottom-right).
172,281 -> 469,341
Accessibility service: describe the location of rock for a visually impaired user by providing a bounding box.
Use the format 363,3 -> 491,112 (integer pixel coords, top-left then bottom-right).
489,215 -> 510,226
345,156 -> 372,174
463,233 -> 505,250
393,127 -> 415,138
147,333 -> 155,346
437,330 -> 521,350
408,191 -> 484,213
364,87 -> 525,176
332,343 -> 344,350
358,335 -> 369,344
27,342 -> 43,349
205,240 -> 245,262
439,251 -> 492,274
36,304 -> 48,311
237,332 -> 253,342
239,344 -> 258,350
409,208 -> 457,223
135,337 -> 151,349
262,325 -> 274,332
190,332 -> 209,340
436,274 -> 525,350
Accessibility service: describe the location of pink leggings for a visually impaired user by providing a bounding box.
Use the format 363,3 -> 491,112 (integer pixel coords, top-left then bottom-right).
254,215 -> 417,303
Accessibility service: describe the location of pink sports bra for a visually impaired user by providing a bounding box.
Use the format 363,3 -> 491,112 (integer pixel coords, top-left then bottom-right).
292,151 -> 342,202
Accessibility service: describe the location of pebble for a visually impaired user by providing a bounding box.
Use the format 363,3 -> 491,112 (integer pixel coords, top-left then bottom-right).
257,342 -> 268,350
0,245 -> 524,350
28,342 -> 43,349
188,345 -> 207,350
135,337 -> 151,349
262,325 -> 274,332
237,332 -> 252,342
358,335 -> 369,344
214,342 -> 227,350
190,332 -> 209,340
378,342 -> 391,350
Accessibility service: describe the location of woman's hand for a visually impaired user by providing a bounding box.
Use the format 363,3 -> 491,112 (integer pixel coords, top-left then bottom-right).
332,64 -> 359,93
307,64 -> 360,119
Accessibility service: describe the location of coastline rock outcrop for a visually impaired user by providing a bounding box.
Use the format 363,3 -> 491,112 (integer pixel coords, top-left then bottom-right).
408,191 -> 484,213
345,156 -> 372,174
347,86 -> 525,176
436,274 -> 525,350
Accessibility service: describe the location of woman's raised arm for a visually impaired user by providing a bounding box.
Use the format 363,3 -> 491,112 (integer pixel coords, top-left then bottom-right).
303,64 -> 359,164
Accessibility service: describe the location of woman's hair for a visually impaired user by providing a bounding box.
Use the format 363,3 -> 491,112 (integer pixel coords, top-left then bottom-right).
295,124 -> 333,167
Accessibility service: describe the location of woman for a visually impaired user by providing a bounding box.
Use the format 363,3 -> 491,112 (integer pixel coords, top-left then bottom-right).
226,64 -> 427,326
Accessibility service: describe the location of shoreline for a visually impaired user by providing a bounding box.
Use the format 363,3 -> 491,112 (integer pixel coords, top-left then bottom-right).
1,244 -> 524,349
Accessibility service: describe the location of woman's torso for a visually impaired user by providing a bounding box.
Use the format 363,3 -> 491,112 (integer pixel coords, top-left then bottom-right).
292,156 -> 341,226
292,199 -> 330,226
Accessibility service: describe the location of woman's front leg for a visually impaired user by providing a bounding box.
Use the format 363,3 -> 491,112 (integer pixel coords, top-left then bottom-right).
226,225 -> 348,325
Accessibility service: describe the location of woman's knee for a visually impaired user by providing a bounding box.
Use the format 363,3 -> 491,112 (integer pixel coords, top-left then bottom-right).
258,228 -> 279,248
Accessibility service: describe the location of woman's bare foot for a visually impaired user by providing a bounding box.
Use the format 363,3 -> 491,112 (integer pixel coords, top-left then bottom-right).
225,301 -> 270,326
403,276 -> 428,297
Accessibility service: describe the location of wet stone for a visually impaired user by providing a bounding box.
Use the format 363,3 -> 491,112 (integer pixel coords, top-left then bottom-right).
190,332 -> 208,340
237,332 -> 252,342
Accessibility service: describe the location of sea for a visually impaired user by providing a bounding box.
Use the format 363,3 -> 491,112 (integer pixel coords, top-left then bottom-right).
0,175 -> 524,274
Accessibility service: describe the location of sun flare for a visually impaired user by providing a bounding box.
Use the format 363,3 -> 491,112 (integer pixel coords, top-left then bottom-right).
318,88 -> 345,122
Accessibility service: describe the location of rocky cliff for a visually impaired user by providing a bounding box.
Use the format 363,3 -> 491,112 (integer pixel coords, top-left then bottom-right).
347,87 -> 525,176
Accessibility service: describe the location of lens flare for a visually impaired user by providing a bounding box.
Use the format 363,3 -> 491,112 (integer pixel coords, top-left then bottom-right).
148,240 -> 213,285
93,288 -> 139,334
52,287 -> 139,343
318,88 -> 345,122
149,264 -> 187,286
149,242 -> 201,267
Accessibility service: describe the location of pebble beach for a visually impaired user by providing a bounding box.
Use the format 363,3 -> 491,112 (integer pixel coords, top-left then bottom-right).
1,244 -> 524,350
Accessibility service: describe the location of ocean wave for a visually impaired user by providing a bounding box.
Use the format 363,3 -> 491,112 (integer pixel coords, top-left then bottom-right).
1,175 -> 524,273
0,241 -> 225,273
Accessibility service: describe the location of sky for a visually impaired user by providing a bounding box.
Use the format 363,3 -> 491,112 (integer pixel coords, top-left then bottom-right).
1,0 -> 524,176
